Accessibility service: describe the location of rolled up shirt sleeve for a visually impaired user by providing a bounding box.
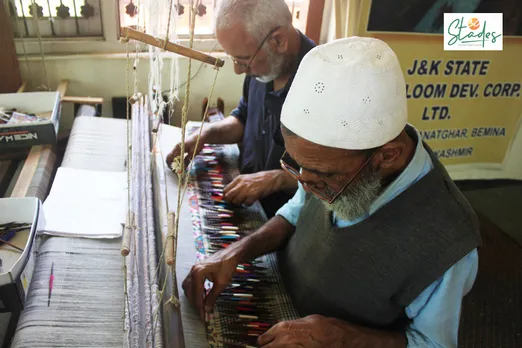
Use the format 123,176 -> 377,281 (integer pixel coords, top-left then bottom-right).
275,182 -> 307,226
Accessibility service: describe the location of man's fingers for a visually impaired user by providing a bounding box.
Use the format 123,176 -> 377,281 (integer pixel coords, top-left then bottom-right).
203,281 -> 227,314
191,268 -> 207,321
181,275 -> 191,296
243,195 -> 258,207
183,153 -> 192,168
223,177 -> 240,196
230,189 -> 249,206
166,144 -> 181,166
223,183 -> 241,202
224,181 -> 260,206
171,144 -> 182,158
166,140 -> 201,167
166,152 -> 174,167
258,327 -> 276,346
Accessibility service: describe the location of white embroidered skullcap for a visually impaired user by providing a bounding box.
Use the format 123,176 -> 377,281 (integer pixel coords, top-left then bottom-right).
281,36 -> 408,150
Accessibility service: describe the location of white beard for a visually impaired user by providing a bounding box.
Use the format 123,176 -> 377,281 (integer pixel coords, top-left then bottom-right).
255,48 -> 287,83
256,75 -> 278,83
322,167 -> 382,221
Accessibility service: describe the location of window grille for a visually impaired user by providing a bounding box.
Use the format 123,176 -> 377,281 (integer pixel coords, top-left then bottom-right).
8,0 -> 103,38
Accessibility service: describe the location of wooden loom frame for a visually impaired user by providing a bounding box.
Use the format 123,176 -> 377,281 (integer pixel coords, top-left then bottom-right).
121,27 -> 225,68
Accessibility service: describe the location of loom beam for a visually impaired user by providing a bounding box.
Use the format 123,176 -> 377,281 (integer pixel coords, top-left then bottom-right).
121,27 -> 225,68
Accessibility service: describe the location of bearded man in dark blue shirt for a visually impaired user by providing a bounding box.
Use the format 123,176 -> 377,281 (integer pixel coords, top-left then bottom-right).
166,0 -> 315,218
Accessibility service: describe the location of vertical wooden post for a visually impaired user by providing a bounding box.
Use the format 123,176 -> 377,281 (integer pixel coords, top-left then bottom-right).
0,0 -> 22,93
305,0 -> 326,44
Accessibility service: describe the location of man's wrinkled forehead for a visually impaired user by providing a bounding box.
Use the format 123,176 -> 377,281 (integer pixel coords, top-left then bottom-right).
216,24 -> 258,58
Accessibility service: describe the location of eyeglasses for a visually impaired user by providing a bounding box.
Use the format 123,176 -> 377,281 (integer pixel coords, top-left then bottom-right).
279,150 -> 378,204
227,26 -> 281,70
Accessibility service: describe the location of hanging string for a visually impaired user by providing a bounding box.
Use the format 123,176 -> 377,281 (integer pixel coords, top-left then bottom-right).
165,0 -> 198,308
150,0 -> 184,327
30,0 -> 50,90
164,0 -> 174,49
148,0 -> 179,291
14,3 -> 33,86
181,62 -> 219,198
123,0 -> 222,333
123,38 -> 132,344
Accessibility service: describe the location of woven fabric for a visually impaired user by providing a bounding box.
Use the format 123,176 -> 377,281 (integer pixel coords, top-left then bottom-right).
61,116 -> 127,172
185,123 -> 299,348
13,114 -> 162,348
11,237 -> 124,347
25,145 -> 57,201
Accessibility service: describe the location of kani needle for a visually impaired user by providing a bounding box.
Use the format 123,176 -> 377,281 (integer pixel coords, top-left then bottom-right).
48,262 -> 54,307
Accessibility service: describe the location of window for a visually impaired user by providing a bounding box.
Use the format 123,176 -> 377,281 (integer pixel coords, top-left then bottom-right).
9,0 -> 103,38
8,0 -> 315,55
118,0 -> 309,42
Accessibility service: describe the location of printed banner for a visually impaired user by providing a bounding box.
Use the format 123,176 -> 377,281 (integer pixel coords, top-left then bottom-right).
357,1 -> 522,165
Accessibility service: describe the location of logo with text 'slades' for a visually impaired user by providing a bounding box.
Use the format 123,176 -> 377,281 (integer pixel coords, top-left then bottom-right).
444,13 -> 503,51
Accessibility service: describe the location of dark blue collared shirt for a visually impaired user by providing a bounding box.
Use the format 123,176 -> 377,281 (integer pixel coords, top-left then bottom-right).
230,31 -> 315,217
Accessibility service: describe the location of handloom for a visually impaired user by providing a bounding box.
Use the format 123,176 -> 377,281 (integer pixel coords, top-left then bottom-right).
184,121 -> 299,347
10,2 -> 224,343
7,1 -> 295,347
11,110 -> 170,347
150,116 -> 299,348
10,116 -> 130,348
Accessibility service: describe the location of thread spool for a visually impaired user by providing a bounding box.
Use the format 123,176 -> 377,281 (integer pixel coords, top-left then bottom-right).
121,211 -> 135,256
166,212 -> 176,265
129,92 -> 143,105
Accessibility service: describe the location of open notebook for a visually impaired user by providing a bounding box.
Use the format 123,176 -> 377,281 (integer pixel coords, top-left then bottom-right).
42,167 -> 127,238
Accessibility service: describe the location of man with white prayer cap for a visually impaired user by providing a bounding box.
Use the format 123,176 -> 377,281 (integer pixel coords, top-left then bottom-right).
182,36 -> 481,347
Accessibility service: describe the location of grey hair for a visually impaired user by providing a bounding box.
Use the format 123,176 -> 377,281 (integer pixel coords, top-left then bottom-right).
215,0 -> 293,43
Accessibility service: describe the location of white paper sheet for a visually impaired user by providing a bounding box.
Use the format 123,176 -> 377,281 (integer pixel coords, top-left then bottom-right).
42,167 -> 127,238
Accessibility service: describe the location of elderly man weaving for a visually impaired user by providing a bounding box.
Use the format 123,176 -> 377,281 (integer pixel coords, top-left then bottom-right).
167,0 -> 315,218
183,37 -> 481,347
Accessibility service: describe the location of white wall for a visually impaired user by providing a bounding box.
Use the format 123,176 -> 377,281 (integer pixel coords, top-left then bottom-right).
18,53 -> 244,134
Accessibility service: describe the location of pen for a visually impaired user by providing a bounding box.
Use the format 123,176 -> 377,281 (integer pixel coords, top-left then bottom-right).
48,262 -> 54,307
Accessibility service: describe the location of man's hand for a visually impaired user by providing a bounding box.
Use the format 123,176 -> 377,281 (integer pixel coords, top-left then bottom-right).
165,116 -> 245,170
257,315 -> 347,348
165,133 -> 205,170
257,315 -> 407,348
182,216 -> 295,321
223,170 -> 296,206
181,248 -> 239,321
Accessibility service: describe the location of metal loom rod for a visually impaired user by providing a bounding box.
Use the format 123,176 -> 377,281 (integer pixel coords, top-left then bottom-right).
120,27 -> 225,68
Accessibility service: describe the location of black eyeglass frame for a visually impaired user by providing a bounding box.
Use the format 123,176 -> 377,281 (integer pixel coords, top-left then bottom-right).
279,150 -> 378,204
227,26 -> 281,70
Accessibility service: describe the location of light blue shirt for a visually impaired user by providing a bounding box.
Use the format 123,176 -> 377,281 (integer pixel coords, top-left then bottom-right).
276,126 -> 479,348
